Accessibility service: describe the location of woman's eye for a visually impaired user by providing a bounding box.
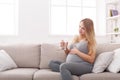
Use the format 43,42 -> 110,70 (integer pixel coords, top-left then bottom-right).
80,27 -> 84,30
79,26 -> 85,30
82,28 -> 85,30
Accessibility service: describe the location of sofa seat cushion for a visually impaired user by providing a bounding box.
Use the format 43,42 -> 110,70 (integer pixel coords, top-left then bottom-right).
0,68 -> 38,80
34,69 -> 79,80
80,72 -> 120,80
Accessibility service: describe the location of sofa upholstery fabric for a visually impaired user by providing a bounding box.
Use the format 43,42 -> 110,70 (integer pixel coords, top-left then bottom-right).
34,69 -> 79,80
40,43 -> 66,69
0,44 -> 40,68
0,68 -> 38,80
80,72 -> 120,80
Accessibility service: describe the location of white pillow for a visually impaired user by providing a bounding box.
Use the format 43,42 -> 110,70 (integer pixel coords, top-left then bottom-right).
107,48 -> 120,73
92,52 -> 114,73
0,50 -> 17,71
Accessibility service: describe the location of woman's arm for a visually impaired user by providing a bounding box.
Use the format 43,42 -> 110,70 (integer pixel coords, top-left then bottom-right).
77,50 -> 96,64
70,48 -> 96,64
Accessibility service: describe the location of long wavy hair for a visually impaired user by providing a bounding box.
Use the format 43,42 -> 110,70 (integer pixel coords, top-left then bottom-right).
72,18 -> 96,54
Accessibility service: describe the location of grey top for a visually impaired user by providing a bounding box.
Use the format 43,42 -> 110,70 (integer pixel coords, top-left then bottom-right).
66,40 -> 88,63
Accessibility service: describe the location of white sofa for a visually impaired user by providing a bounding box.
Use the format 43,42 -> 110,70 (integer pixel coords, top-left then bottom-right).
0,43 -> 120,80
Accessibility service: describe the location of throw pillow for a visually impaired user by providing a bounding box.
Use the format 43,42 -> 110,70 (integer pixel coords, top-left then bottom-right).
107,48 -> 120,73
92,52 -> 114,73
0,50 -> 17,71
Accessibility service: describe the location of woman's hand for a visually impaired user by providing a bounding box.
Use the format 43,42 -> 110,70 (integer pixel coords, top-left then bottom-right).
70,48 -> 80,55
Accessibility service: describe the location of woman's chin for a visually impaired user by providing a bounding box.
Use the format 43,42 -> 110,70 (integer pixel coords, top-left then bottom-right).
79,33 -> 85,36
79,32 -> 83,35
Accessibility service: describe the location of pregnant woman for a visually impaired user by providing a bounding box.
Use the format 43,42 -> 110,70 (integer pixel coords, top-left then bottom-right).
49,18 -> 96,80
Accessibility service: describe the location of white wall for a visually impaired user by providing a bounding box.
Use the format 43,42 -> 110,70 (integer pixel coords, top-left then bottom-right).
0,0 -> 108,44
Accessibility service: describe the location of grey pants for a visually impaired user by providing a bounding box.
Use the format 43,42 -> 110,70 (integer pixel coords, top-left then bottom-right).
48,60 -> 93,80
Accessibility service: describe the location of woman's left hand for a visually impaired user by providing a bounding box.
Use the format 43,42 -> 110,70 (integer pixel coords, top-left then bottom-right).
70,48 -> 80,55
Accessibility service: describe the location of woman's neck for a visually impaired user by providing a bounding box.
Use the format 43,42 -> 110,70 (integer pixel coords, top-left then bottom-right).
79,35 -> 86,41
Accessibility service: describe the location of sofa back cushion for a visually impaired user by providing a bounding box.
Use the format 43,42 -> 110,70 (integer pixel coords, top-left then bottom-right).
40,43 -> 66,69
39,43 -> 120,69
96,43 -> 120,56
0,44 -> 40,68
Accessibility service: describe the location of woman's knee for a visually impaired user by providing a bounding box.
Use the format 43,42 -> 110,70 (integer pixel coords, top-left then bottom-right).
49,60 -> 61,72
60,63 -> 69,71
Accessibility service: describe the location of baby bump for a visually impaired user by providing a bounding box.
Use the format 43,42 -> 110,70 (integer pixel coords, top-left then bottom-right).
66,54 -> 84,63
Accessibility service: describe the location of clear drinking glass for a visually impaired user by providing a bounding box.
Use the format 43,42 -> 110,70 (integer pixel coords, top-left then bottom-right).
60,40 -> 67,50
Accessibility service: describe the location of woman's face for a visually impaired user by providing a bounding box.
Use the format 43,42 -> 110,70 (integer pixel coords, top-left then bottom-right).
79,22 -> 86,35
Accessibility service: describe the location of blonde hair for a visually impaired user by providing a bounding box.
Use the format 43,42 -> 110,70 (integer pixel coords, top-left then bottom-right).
72,18 -> 96,54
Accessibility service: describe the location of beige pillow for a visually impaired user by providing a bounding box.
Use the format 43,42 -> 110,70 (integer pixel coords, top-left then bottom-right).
40,43 -> 66,69
92,52 -> 114,73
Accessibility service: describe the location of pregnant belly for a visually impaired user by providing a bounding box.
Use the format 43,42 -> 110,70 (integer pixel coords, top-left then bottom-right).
66,54 -> 84,63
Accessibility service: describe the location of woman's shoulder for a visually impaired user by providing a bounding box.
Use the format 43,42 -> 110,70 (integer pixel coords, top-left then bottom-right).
72,35 -> 80,43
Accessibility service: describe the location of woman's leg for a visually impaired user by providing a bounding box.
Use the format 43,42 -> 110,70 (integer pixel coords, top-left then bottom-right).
48,60 -> 63,72
60,62 -> 93,80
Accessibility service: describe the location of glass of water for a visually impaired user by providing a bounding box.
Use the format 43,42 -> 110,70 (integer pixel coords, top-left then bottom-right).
60,40 -> 68,50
